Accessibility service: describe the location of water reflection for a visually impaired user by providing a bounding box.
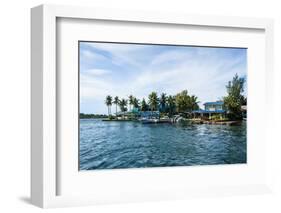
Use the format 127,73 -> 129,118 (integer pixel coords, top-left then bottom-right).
80,119 -> 246,170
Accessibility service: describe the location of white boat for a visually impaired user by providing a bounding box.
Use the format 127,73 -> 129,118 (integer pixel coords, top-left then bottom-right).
139,118 -> 159,124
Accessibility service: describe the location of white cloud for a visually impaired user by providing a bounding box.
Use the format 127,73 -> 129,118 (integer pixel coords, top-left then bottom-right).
85,42 -> 151,68
150,50 -> 192,66
129,50 -> 245,108
83,68 -> 111,77
80,49 -> 107,61
86,42 -> 146,54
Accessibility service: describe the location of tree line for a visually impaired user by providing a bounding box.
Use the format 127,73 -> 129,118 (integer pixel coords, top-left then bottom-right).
105,90 -> 200,117
80,113 -> 108,119
105,74 -> 247,120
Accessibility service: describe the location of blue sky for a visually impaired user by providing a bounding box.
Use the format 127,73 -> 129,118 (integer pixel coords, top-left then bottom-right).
80,42 -> 247,114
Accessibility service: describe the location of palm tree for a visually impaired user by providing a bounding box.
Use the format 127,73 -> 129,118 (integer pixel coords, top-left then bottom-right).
159,93 -> 167,112
175,90 -> 190,113
148,92 -> 159,111
190,95 -> 199,111
105,95 -> 112,115
132,97 -> 140,109
113,96 -> 119,116
141,98 -> 148,111
167,95 -> 176,117
128,95 -> 134,112
118,98 -> 128,119
118,98 -> 128,113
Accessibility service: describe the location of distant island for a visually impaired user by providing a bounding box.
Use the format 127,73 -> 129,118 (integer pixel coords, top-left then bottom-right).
80,113 -> 108,119
80,74 -> 247,125
100,74 -> 247,124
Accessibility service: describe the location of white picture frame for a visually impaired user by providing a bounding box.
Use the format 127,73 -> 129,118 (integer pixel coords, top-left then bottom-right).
31,4 -> 274,208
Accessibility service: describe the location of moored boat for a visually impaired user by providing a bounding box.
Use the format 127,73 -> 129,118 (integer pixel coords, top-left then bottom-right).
139,118 -> 159,124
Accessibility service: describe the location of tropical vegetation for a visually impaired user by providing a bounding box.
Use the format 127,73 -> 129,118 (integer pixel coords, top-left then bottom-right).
80,113 -> 108,119
113,96 -> 119,115
82,74 -> 246,123
223,74 -> 246,120
105,95 -> 112,115
104,90 -> 200,118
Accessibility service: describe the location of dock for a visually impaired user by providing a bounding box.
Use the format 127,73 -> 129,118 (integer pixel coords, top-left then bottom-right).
191,120 -> 242,126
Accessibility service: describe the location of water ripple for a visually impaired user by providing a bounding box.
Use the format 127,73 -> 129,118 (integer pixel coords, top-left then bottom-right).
80,119 -> 246,170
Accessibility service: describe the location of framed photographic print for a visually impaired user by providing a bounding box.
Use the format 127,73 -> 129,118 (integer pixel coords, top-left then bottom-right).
31,4 -> 274,208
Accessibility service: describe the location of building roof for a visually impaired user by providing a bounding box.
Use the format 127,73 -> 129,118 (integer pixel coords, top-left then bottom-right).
203,101 -> 224,106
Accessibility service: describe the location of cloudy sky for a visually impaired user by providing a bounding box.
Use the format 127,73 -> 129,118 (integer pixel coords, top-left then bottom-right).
80,42 -> 247,114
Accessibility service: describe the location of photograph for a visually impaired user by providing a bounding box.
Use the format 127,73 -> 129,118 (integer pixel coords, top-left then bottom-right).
79,41 -> 247,170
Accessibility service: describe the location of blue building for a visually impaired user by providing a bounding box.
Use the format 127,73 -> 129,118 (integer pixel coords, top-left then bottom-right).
204,101 -> 224,111
192,101 -> 225,119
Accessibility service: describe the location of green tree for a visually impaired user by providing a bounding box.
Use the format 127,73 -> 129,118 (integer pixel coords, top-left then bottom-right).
241,96 -> 247,105
190,95 -> 199,111
159,93 -> 167,112
167,95 -> 176,117
118,98 -> 128,113
148,92 -> 159,111
113,96 -> 119,115
140,98 -> 148,111
132,97 -> 140,109
223,74 -> 246,120
128,95 -> 134,112
175,90 -> 191,113
105,95 -> 112,115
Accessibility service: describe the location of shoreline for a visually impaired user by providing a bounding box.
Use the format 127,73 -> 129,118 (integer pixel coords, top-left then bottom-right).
190,120 -> 243,126
81,117 -> 244,126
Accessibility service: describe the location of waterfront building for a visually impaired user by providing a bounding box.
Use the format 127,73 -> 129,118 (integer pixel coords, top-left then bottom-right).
192,101 -> 226,119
